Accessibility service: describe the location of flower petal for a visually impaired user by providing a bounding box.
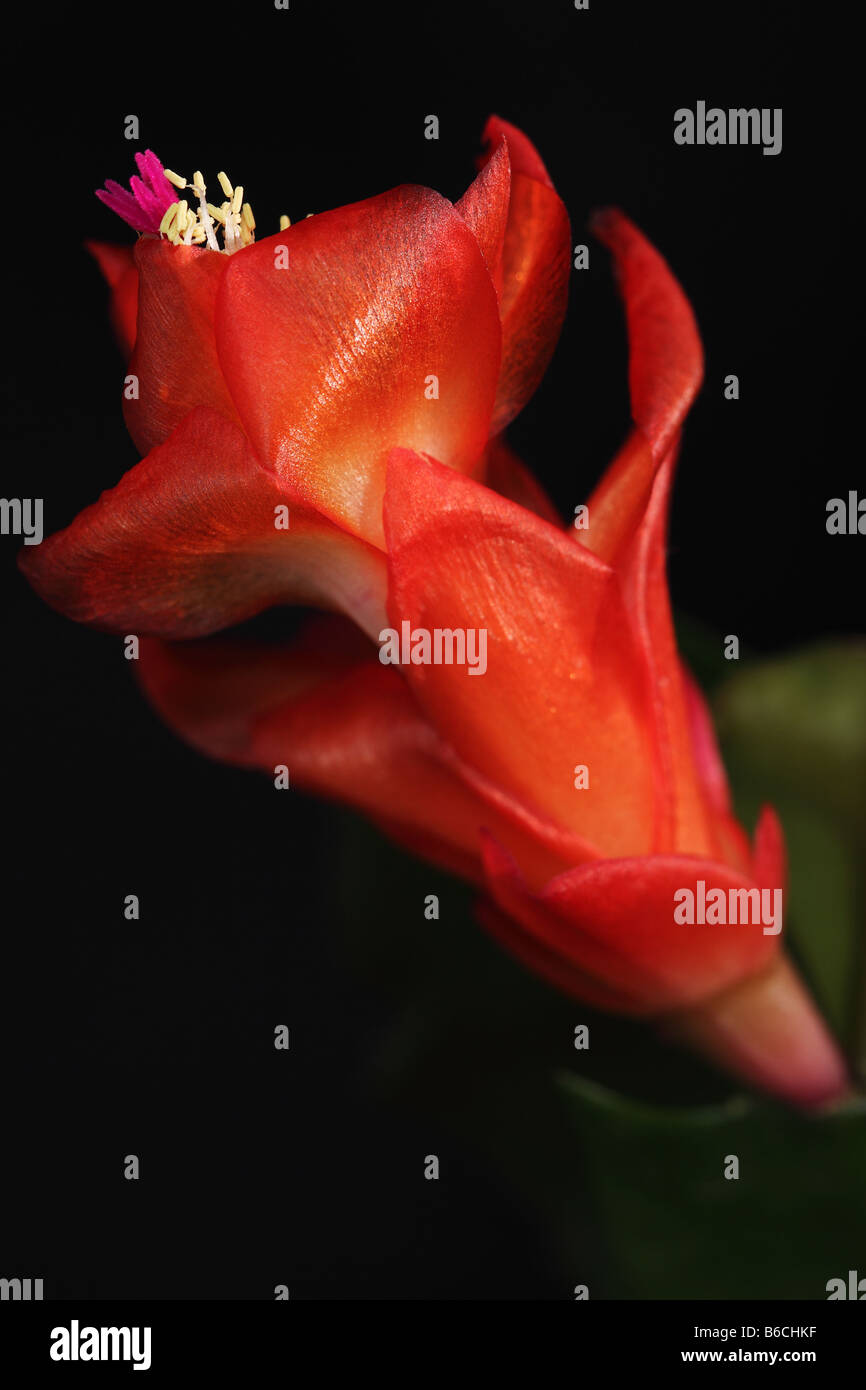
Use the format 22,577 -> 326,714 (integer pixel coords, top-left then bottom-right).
590,207 -> 703,461
134,623 -> 582,886
581,208 -> 703,562
583,208 -> 717,856
580,427 -> 657,566
482,115 -> 556,188
614,445 -> 721,857
477,117 -> 571,433
215,187 -> 502,547
577,218 -> 712,856
19,408 -> 387,640
454,135 -> 510,293
124,237 -> 239,456
86,241 -> 139,358
681,665 -> 734,818
751,803 -> 787,888
580,210 -> 717,856
479,836 -> 644,1011
681,663 -> 752,872
483,832 -> 846,1103
384,447 -> 657,856
477,897 -> 641,1011
482,833 -> 781,1015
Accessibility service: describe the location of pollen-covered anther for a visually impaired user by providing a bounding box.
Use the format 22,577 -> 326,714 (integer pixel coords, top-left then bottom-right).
156,166 -> 261,253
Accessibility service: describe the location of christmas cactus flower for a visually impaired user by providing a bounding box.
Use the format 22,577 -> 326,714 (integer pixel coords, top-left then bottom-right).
20,123 -> 847,1108
58,123 -> 570,648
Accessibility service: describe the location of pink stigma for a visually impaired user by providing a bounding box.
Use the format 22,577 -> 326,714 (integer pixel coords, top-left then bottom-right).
96,150 -> 177,234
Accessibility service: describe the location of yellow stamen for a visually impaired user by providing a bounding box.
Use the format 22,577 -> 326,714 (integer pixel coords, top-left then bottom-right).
158,164 -> 265,253
159,202 -> 180,236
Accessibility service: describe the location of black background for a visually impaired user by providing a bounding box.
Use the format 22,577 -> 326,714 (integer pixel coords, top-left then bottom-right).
1,2 -> 853,1299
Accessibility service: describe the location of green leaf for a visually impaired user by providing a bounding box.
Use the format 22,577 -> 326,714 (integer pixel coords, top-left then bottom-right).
714,640 -> 866,837
559,1074 -> 866,1299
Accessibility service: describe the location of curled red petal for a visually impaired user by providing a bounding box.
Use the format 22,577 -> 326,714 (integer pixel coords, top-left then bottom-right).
86,240 -> 135,290
681,662 -> 753,882
681,663 -> 734,818
134,627 -> 581,885
124,237 -> 239,456
454,135 -> 510,294
583,431 -> 724,858
86,241 -> 139,359
482,115 -> 555,187
477,897 -> 640,1012
384,447 -> 657,856
620,443 -> 722,857
473,118 -> 571,433
480,835 -> 644,1012
580,217 -> 716,857
215,186 -> 502,547
751,803 -> 788,889
582,208 -> 704,558
591,206 -> 703,461
580,427 -> 658,566
483,833 -> 781,1015
19,408 -> 387,640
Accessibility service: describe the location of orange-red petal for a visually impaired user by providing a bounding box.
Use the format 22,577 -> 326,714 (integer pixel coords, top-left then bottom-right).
384,447 -> 657,856
86,241 -> 139,359
476,117 -> 571,433
134,624 -> 585,886
124,237 -> 239,456
215,187 -> 502,547
454,135 -> 510,294
590,207 -> 703,462
581,216 -> 714,856
19,408 -> 387,640
482,834 -> 781,1015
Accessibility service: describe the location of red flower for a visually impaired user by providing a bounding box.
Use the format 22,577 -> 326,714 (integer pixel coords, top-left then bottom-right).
21,121 -> 847,1107
32,120 -> 567,643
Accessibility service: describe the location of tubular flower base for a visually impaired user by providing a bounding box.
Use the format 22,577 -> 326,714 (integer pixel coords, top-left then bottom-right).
21,119 -> 847,1108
